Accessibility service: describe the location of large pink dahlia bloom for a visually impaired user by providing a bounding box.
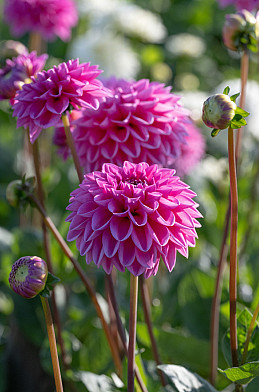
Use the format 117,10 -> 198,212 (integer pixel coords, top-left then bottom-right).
66,161 -> 202,278
4,0 -> 78,42
72,77 -> 198,173
217,0 -> 259,10
13,59 -> 110,143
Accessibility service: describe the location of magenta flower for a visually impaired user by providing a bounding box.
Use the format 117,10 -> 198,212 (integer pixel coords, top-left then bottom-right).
171,123 -> 205,177
217,0 -> 259,11
0,51 -> 47,101
72,76 -> 195,173
4,0 -> 78,42
66,161 -> 202,278
13,59 -> 110,143
9,256 -> 48,299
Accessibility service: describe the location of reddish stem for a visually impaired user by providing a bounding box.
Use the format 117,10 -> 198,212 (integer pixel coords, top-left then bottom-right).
128,275 -> 139,392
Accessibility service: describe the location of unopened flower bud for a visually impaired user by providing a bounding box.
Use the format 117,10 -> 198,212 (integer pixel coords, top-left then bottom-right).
202,94 -> 237,130
6,180 -> 21,207
9,256 -> 48,299
0,40 -> 28,65
223,10 -> 259,51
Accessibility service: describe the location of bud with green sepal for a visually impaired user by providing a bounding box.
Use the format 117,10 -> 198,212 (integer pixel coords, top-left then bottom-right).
223,10 -> 259,53
202,86 -> 249,137
6,176 -> 35,209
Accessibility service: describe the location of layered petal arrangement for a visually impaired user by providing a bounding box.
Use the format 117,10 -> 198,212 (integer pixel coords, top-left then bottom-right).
72,76 -> 203,173
4,0 -> 78,41
0,51 -> 48,101
13,59 -> 110,143
9,256 -> 48,299
217,0 -> 259,11
66,161 -> 202,278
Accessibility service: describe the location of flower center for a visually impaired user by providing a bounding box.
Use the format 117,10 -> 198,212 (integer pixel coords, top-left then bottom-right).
15,265 -> 29,283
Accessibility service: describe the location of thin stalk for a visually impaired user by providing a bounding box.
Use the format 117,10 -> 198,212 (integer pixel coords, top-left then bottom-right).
241,300 -> 259,364
29,194 -> 123,377
139,276 -> 166,387
228,127 -> 239,368
210,201 -> 230,385
62,113 -> 84,183
209,49 -> 249,385
128,275 -> 139,392
40,296 -> 63,392
107,275 -> 149,392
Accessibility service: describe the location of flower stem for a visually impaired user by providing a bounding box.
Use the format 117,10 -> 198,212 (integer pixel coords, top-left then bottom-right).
241,300 -> 259,365
40,296 -> 63,392
62,113 -> 84,183
128,275 -> 139,392
29,194 -> 123,377
228,127 -> 239,368
139,276 -> 166,387
106,274 -> 149,392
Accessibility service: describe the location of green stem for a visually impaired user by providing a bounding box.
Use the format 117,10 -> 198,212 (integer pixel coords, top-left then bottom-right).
139,276 -> 166,387
241,300 -> 259,365
62,113 -> 84,183
228,127 -> 239,368
40,296 -> 63,392
128,275 -> 139,392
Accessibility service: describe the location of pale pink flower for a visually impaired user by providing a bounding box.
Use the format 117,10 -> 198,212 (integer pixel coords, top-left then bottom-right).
4,0 -> 78,42
66,161 -> 202,278
13,59 -> 110,143
72,77 -> 195,173
218,0 -> 259,11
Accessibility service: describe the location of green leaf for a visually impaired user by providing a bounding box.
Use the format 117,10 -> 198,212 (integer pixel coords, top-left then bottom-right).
230,118 -> 247,129
223,86 -> 230,95
235,107 -> 250,117
230,93 -> 240,102
158,365 -> 219,392
219,362 -> 259,385
211,129 -> 221,137
74,371 -> 124,392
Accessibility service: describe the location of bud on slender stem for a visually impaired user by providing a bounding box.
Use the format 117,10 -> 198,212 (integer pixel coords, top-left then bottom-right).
202,94 -> 237,130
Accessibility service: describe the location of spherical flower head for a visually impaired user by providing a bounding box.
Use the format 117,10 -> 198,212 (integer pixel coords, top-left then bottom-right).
223,9 -> 259,51
0,51 -> 47,101
66,161 -> 202,278
4,0 -> 78,42
72,76 -> 194,173
202,94 -> 236,130
218,0 -> 259,11
53,110 -> 82,160
13,59 -> 110,143
9,256 -> 48,299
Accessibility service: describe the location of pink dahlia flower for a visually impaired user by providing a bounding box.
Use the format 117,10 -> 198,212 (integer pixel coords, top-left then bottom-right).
72,76 -> 195,173
13,59 -> 110,143
4,0 -> 78,42
170,123 -> 205,177
0,51 -> 47,101
53,110 -> 82,160
217,0 -> 259,11
66,161 -> 202,278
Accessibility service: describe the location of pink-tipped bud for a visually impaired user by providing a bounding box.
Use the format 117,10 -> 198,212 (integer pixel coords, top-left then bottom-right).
223,10 -> 258,51
202,94 -> 237,130
0,40 -> 28,64
9,256 -> 48,299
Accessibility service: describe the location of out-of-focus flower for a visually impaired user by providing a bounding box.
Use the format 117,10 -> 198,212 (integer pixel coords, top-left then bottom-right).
0,40 -> 28,65
72,76 -> 197,173
53,110 -> 82,160
171,123 -> 205,177
223,10 -> 259,52
0,51 -> 48,101
4,0 -> 78,42
68,30 -> 140,79
202,94 -> 237,129
66,161 -> 202,278
9,256 -> 48,299
218,0 -> 259,11
13,59 -> 110,143
166,33 -> 206,58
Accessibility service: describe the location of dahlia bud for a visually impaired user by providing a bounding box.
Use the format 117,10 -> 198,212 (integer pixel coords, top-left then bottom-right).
9,256 -> 48,299
202,94 -> 236,130
0,40 -> 28,65
223,10 -> 259,52
6,177 -> 35,208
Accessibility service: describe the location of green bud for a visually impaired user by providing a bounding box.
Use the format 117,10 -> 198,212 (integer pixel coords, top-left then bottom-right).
202,94 -> 237,130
